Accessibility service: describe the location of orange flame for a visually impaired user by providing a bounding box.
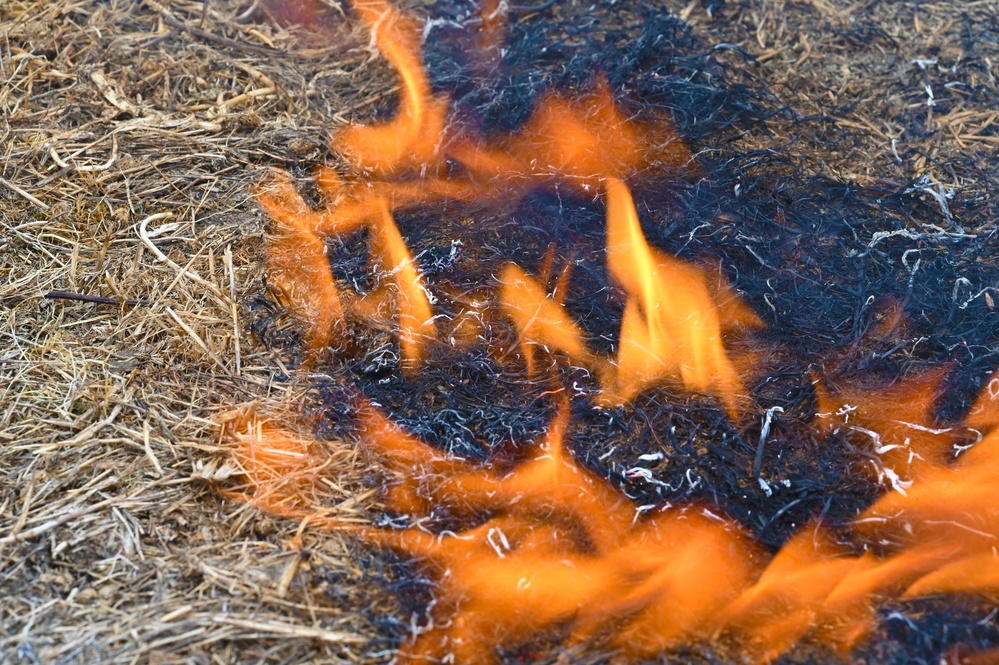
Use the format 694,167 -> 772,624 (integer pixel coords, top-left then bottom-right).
855,426 -> 999,555
905,551 -> 999,601
942,645 -> 999,665
473,0 -> 507,73
224,374 -> 999,663
514,77 -> 694,186
448,77 -> 692,192
965,366 -> 999,430
225,411 -> 338,521
603,177 -> 747,418
368,199 -> 436,369
255,0 -> 719,381
354,401 -> 757,663
256,173 -> 344,357
497,262 -> 595,377
508,80 -> 645,187
335,0 -> 450,175
813,366 -> 955,484
263,0 -> 328,27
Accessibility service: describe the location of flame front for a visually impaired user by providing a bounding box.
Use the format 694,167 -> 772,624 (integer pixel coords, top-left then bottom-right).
227,384 -> 999,664
231,404 -> 759,664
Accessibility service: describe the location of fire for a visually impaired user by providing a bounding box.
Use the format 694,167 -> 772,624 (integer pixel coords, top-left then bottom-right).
335,0 -> 449,175
447,75 -> 693,192
226,392 -> 999,663
226,384 -> 999,663
368,198 -> 436,369
492,181 -> 753,416
255,172 -> 343,358
814,366 -> 955,485
227,1 -> 999,662
231,403 -> 759,663
497,261 -> 595,378
224,410 -> 342,523
855,425 -> 999,574
602,176 -> 750,418
254,0 -> 743,411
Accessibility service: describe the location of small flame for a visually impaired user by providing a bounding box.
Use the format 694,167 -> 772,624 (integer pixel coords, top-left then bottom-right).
603,177 -> 747,418
225,411 -> 337,521
369,198 -> 436,369
335,0 -> 449,175
256,173 -> 344,358
965,366 -> 999,430
449,76 -> 691,192
720,524 -> 861,662
263,0 -> 329,27
855,426 -> 999,556
497,262 -> 595,377
508,79 -> 644,186
465,0 -> 508,78
905,551 -> 999,601
813,366 -> 954,483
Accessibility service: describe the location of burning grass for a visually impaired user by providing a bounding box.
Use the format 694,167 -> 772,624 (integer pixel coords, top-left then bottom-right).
3,0 -> 999,664
227,0 -> 999,663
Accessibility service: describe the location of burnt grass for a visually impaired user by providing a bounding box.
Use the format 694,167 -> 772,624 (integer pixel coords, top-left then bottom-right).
253,1 -> 999,663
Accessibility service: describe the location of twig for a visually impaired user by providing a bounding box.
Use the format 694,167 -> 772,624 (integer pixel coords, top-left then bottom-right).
208,617 -> 366,643
49,133 -> 119,173
0,176 -> 49,210
44,290 -> 153,307
223,245 -> 241,376
753,406 -> 784,479
510,0 -> 558,13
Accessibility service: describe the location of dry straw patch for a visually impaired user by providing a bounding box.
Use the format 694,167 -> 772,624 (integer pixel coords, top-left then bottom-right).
0,1 -> 401,662
1,0 -> 997,664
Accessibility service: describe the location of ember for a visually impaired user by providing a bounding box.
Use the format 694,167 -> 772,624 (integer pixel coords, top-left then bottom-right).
224,1 -> 999,663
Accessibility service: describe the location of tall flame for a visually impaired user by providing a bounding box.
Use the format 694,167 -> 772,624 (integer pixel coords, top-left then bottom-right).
603,177 -> 747,418
369,198 -> 436,369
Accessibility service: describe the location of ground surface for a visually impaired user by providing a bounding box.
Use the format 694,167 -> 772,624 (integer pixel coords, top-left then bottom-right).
1,1 -> 997,664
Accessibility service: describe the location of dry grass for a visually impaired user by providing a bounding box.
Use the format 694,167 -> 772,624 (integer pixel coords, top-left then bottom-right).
0,1 -> 402,662
1,0 -> 996,663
